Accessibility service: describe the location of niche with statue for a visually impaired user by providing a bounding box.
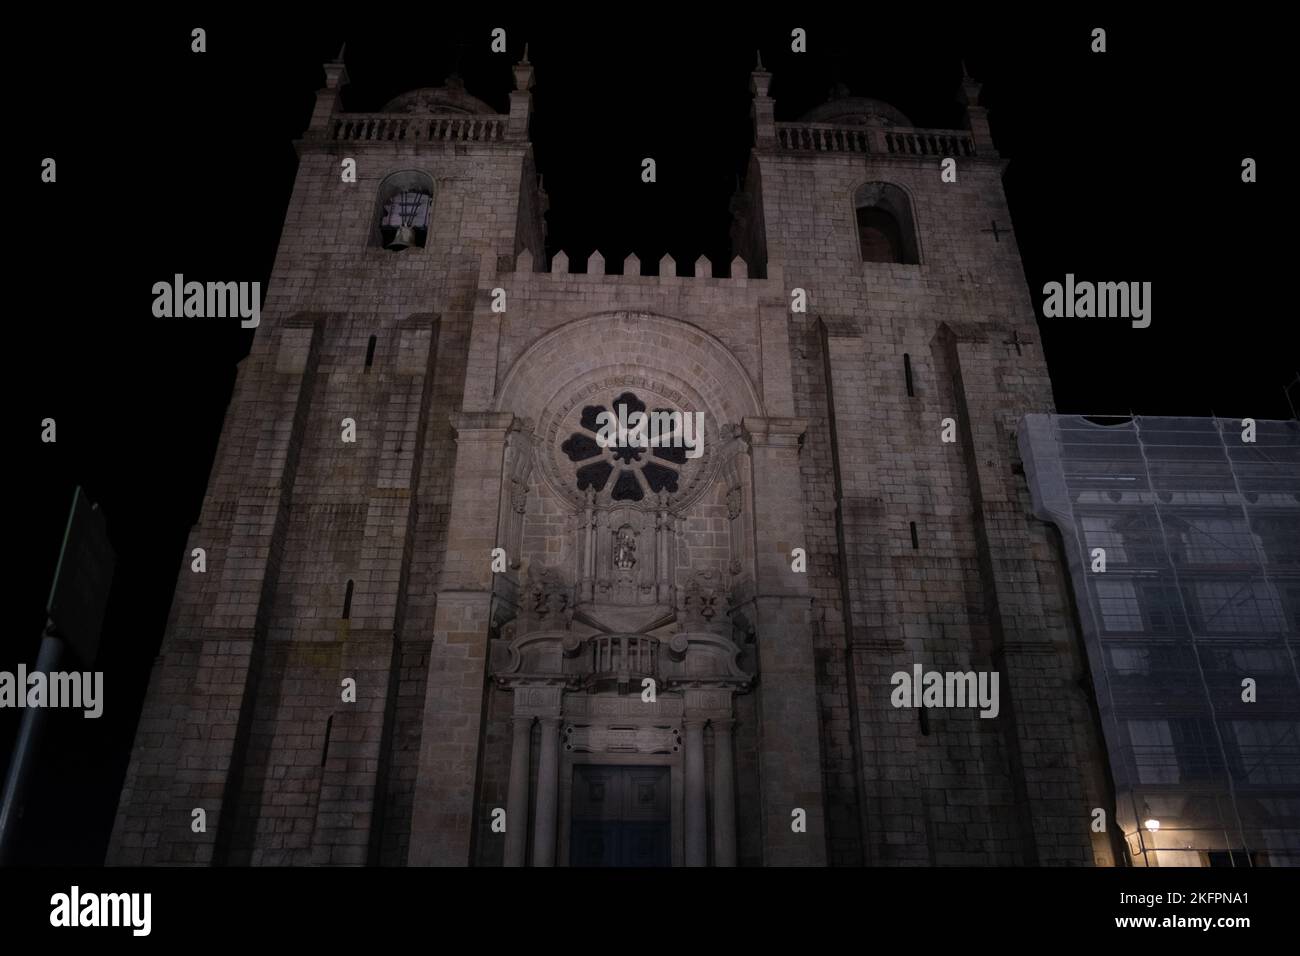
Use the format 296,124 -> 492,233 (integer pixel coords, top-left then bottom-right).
588,505 -> 665,607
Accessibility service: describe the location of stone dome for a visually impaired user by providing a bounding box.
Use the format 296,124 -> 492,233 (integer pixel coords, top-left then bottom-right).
799,89 -> 912,128
382,76 -> 498,115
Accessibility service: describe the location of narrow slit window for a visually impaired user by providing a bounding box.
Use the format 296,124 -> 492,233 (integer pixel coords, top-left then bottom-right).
365,335 -> 377,370
342,579 -> 354,619
904,353 -> 914,397
910,522 -> 919,550
321,714 -> 334,767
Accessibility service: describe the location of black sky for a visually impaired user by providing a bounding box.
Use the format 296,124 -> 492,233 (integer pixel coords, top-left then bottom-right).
6,10 -> 1292,863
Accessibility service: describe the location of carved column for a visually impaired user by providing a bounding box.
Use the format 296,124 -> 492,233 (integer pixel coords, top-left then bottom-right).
712,718 -> 737,867
684,718 -> 708,866
581,489 -> 595,603
532,716 -> 561,866
504,715 -> 533,867
725,486 -> 742,583
656,494 -> 671,603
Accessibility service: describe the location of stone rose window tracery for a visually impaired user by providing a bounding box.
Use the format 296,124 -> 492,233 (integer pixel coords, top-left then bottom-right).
560,391 -> 689,502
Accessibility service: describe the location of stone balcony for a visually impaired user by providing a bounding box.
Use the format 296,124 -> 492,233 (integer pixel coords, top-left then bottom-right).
493,629 -> 752,693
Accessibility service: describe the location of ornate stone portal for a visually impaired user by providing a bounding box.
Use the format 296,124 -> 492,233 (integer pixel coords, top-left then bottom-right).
489,363 -> 757,866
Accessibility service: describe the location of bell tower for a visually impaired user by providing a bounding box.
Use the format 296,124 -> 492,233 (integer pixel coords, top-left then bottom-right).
743,59 -> 1113,864
107,46 -> 548,866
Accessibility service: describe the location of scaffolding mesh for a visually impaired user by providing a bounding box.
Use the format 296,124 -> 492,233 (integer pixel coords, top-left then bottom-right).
1020,415 -> 1300,866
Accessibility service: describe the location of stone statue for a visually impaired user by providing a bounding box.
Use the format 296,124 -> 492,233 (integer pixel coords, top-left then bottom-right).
614,526 -> 636,571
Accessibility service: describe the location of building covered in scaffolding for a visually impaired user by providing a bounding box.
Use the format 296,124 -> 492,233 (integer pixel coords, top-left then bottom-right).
1020,415 -> 1300,866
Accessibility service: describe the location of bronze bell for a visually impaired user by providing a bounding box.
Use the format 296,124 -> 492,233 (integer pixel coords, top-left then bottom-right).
386,225 -> 416,251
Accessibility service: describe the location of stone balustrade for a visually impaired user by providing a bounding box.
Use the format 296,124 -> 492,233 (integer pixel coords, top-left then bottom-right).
775,121 -> 976,157
776,123 -> 872,153
883,127 -> 976,157
588,634 -> 658,686
323,113 -> 507,144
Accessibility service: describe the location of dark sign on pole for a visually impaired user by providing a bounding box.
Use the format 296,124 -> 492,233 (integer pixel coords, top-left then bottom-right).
45,486 -> 115,666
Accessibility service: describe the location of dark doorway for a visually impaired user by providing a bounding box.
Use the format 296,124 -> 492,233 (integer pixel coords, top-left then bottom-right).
569,765 -> 670,866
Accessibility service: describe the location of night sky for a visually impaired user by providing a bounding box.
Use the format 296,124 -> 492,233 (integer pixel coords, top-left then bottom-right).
7,11 -> 1291,864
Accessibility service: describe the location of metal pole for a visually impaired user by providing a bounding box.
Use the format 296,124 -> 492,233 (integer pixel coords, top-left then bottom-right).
0,619 -> 65,865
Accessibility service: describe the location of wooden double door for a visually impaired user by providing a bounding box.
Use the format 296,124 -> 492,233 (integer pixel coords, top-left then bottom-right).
569,765 -> 670,867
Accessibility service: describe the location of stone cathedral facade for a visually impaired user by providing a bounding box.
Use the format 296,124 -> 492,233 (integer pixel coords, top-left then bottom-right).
108,51 -> 1115,867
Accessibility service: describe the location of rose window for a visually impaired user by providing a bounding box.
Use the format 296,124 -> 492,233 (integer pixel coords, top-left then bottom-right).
560,391 -> 690,502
